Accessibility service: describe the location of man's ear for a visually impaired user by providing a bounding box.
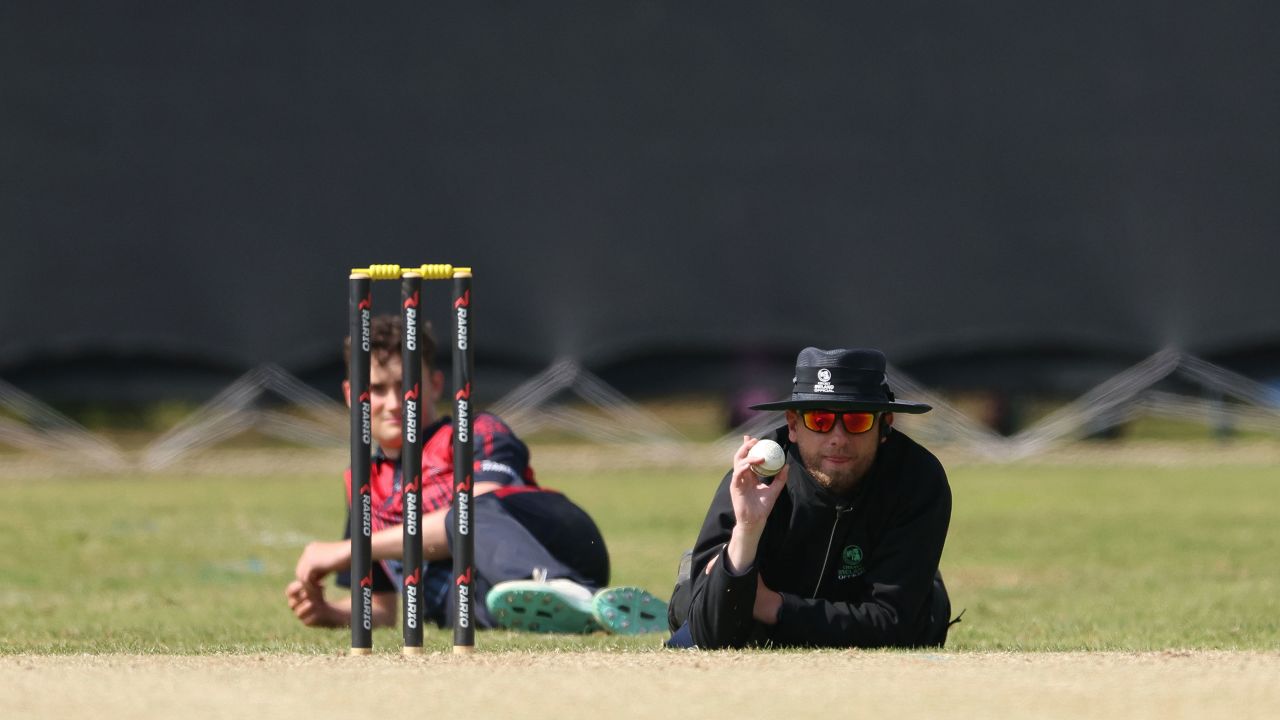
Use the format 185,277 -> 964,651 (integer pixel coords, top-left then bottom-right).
879,412 -> 895,442
342,380 -> 352,408
785,410 -> 800,443
427,369 -> 446,403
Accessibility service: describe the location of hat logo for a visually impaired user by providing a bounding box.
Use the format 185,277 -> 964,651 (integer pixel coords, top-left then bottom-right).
814,367 -> 835,394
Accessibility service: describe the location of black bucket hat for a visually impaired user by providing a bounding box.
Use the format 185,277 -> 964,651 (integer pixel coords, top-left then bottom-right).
749,347 -> 932,414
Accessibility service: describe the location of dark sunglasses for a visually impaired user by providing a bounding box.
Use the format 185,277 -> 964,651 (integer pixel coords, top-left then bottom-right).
800,409 -> 878,434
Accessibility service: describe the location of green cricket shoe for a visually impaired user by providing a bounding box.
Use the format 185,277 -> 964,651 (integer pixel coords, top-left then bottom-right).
485,578 -> 600,634
591,586 -> 669,635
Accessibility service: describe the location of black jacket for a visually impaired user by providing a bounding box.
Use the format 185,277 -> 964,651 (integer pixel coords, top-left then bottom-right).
683,426 -> 952,649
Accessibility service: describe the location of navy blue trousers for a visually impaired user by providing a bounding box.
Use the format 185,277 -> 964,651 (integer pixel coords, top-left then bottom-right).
436,490 -> 610,628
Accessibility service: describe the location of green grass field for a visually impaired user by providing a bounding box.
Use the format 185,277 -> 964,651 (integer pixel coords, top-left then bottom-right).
2,449 -> 1278,654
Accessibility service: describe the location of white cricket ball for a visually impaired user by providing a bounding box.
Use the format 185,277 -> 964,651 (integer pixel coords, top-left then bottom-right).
747,439 -> 785,477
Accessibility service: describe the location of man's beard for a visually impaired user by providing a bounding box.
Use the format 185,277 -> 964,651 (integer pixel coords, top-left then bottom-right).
803,445 -> 875,497
806,463 -> 863,498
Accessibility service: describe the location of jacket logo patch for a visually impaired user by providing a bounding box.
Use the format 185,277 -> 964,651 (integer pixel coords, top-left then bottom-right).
837,545 -> 865,579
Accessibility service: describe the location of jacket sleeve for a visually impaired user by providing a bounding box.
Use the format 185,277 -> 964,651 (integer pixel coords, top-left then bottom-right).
769,453 -> 951,648
685,471 -> 764,649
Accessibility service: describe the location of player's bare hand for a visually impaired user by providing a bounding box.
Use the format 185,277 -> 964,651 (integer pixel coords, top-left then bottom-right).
285,579 -> 336,627
729,435 -> 789,533
294,540 -> 351,586
724,437 -> 789,573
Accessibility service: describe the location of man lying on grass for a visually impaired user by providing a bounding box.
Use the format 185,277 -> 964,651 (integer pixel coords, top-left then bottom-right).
667,347 -> 956,648
285,314 -> 666,635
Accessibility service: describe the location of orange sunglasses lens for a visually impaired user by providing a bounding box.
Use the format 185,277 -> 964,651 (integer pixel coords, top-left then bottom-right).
802,410 -> 837,432
841,412 -> 876,433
